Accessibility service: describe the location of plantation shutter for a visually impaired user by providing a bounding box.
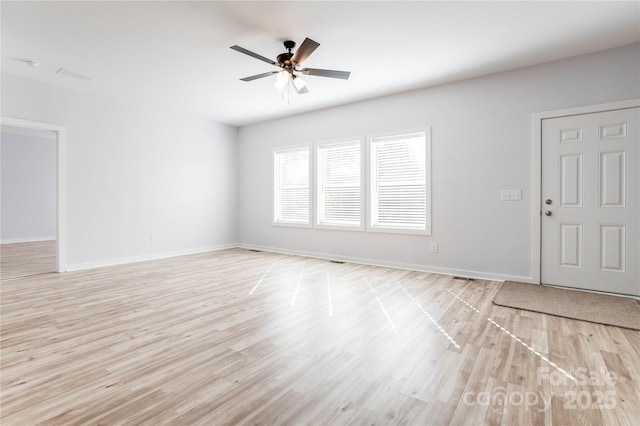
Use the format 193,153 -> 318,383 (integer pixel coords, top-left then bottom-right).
317,141 -> 361,227
370,133 -> 427,231
274,147 -> 309,224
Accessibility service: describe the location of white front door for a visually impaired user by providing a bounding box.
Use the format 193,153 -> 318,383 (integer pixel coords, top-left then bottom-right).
541,107 -> 639,296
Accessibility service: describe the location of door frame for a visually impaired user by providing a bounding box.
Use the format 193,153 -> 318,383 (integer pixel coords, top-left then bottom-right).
530,98 -> 640,285
1,116 -> 68,272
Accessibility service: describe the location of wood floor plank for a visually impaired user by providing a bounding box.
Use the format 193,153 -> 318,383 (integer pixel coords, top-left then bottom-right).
1,248 -> 639,425
1,241 -> 56,279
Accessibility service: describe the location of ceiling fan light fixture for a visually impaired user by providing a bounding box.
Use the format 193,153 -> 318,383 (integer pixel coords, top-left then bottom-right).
292,75 -> 306,91
274,71 -> 289,91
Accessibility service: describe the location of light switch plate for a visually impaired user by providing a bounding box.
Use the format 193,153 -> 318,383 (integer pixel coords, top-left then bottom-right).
501,189 -> 522,201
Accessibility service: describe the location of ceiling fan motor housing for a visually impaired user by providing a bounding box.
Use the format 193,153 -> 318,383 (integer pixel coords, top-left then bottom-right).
277,40 -> 297,68
277,52 -> 294,67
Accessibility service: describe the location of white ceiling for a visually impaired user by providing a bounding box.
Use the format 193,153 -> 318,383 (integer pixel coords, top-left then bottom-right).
2,1 -> 638,127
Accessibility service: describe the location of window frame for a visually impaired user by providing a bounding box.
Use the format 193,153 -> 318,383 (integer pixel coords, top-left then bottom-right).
272,144 -> 313,228
366,128 -> 432,236
315,137 -> 365,231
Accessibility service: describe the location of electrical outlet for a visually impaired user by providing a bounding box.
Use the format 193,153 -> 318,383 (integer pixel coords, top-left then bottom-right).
149,234 -> 157,243
501,189 -> 522,201
431,242 -> 438,253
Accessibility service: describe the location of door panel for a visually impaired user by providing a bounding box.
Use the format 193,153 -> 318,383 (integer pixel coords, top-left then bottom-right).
599,224 -> 625,273
560,223 -> 582,268
541,107 -> 639,296
599,150 -> 625,207
559,154 -> 582,207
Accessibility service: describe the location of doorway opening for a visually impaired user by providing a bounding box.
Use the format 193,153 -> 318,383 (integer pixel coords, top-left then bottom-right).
0,117 -> 67,275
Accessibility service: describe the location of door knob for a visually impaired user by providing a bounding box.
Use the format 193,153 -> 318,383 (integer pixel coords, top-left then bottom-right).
544,211 -> 552,216
545,199 -> 552,205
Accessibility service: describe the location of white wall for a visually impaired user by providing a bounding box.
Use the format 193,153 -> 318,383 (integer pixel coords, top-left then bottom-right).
1,131 -> 56,242
1,72 -> 238,269
237,43 -> 640,282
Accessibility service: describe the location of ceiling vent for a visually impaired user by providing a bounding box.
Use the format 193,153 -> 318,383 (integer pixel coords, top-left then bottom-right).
56,68 -> 93,82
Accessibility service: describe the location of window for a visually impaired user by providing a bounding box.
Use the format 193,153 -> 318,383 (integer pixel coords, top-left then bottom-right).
369,130 -> 431,234
273,146 -> 310,226
316,139 -> 363,229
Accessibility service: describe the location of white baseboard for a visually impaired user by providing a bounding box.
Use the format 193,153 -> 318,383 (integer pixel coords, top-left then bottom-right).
63,241 -> 534,284
1,236 -> 56,244
237,243 -> 534,283
65,243 -> 238,272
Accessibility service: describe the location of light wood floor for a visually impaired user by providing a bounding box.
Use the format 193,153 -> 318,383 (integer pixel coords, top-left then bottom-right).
1,248 -> 639,425
1,241 -> 56,280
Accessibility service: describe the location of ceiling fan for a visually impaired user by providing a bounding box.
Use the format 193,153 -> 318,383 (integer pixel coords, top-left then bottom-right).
230,38 -> 351,94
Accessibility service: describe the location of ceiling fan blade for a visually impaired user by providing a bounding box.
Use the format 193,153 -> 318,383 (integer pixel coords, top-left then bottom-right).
230,45 -> 277,66
291,38 -> 320,65
240,71 -> 279,82
300,68 -> 351,80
